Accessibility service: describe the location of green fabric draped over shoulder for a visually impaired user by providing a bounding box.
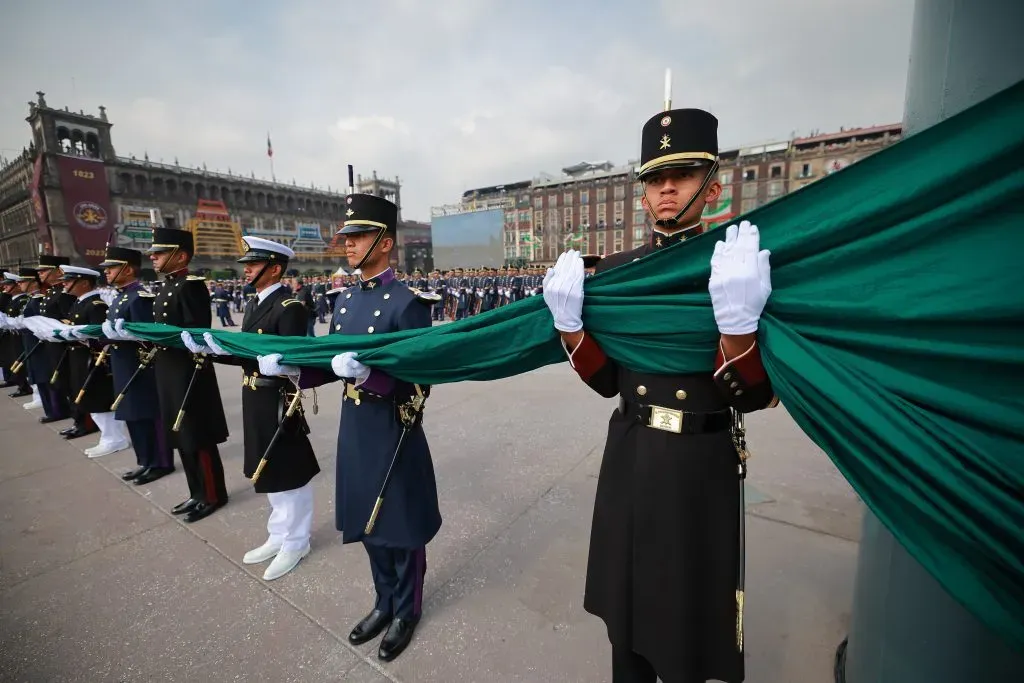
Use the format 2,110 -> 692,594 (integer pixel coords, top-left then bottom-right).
80,79 -> 1024,648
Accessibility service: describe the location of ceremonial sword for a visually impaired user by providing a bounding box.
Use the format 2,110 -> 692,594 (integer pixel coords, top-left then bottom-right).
74,346 -> 110,405
110,346 -> 159,410
732,409 -> 750,654
172,353 -> 207,432
250,381 -> 305,484
365,384 -> 427,535
49,344 -> 72,384
11,339 -> 43,374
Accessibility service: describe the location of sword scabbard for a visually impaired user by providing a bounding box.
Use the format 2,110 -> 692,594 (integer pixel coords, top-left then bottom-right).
365,497 -> 384,535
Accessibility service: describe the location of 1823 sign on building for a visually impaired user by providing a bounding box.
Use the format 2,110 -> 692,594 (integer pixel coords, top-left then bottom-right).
55,156 -> 115,265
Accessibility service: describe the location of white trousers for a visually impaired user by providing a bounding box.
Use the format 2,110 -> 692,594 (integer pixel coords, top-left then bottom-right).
267,481 -> 314,553
90,411 -> 130,448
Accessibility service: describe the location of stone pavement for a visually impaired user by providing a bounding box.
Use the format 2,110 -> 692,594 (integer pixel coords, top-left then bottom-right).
0,325 -> 861,682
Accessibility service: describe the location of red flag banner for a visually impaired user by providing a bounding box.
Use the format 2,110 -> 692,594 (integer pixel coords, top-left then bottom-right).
55,156 -> 114,265
29,155 -> 51,247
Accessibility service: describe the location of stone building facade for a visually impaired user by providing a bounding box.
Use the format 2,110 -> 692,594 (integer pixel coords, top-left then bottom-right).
0,92 -> 426,274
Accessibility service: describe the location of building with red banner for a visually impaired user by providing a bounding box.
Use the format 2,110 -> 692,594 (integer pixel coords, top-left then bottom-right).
0,92 -> 431,274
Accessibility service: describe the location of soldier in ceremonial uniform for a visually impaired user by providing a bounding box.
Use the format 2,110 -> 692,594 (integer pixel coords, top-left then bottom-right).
542,106 -> 776,683
212,281 -> 236,327
0,272 -> 14,388
99,246 -> 174,474
184,237 -> 320,581
259,191 -> 441,661
56,265 -> 131,456
136,228 -> 229,520
20,256 -> 72,422
1,272 -> 33,396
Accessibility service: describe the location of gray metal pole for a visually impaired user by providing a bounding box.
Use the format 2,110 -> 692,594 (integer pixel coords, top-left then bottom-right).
839,1 -> 1024,681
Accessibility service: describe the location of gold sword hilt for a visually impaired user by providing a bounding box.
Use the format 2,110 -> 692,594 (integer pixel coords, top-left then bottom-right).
365,497 -> 384,535
284,386 -> 303,418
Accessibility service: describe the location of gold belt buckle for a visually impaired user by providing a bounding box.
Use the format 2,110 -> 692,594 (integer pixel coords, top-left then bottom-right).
649,405 -> 683,433
345,382 -> 362,405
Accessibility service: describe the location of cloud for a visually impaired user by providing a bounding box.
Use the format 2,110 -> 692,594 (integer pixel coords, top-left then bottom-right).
0,0 -> 915,221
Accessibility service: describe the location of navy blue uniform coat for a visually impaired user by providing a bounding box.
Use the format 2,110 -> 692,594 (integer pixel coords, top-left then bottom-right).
323,275 -> 441,549
106,281 -> 160,421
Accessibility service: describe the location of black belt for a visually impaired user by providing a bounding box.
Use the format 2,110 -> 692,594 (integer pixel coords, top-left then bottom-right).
618,397 -> 732,434
242,375 -> 287,390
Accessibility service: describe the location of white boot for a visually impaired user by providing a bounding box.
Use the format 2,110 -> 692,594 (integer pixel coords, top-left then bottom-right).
85,439 -> 130,458
263,545 -> 310,581
242,538 -> 282,565
23,386 -> 42,410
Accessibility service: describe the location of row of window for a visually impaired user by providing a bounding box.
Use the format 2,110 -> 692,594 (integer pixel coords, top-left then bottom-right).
0,203 -> 33,238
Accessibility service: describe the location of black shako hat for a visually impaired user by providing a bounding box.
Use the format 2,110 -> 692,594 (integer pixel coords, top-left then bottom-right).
99,246 -> 143,269
35,254 -> 71,270
146,228 -> 195,255
336,193 -> 398,235
635,108 -> 718,181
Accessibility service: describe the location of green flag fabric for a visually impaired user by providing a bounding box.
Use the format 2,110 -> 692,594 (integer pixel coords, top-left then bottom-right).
79,79 -> 1024,648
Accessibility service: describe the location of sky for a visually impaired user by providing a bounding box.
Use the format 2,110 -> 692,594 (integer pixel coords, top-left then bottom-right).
0,0 -> 916,222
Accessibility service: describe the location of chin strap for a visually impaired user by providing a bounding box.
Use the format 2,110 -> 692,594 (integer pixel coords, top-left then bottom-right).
353,226 -> 389,273
247,261 -> 271,287
645,160 -> 720,228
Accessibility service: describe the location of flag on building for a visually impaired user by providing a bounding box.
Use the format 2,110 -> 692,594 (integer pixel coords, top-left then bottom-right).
267,133 -> 273,158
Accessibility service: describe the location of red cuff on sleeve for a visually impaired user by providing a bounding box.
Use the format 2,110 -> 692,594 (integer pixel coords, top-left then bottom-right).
566,333 -> 609,383
714,339 -> 767,384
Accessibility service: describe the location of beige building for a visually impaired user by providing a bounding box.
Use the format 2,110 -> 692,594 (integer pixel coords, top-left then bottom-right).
456,123 -> 902,264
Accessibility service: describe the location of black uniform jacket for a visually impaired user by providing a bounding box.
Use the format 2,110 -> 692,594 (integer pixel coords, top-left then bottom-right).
564,236 -> 778,683
39,286 -> 77,397
211,284 -> 320,493
66,291 -> 114,414
151,271 -> 229,451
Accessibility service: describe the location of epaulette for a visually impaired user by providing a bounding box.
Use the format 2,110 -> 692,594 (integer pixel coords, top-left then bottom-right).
281,298 -> 303,307
186,275 -> 206,281
138,291 -> 156,298
408,287 -> 442,304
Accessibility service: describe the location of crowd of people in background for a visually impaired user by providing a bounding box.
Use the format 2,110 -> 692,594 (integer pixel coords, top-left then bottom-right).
201,263 -> 573,333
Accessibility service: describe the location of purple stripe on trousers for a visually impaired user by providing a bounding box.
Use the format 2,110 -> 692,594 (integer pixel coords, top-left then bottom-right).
153,416 -> 173,468
413,547 -> 427,617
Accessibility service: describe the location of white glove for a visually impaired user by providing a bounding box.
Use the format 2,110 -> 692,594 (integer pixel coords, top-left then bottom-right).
114,318 -> 143,341
331,351 -> 370,384
180,331 -> 211,354
202,332 -> 230,356
101,320 -> 118,340
59,327 -> 84,341
257,353 -> 299,378
709,220 -> 772,335
542,250 -> 585,333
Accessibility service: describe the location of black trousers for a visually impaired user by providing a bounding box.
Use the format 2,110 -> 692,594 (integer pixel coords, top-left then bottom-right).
36,382 -> 69,420
126,418 -> 174,469
613,646 -> 658,683
364,543 -> 427,620
179,444 -> 227,504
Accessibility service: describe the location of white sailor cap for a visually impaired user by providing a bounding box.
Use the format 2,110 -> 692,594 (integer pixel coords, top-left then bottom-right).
58,264 -> 102,280
3,271 -> 20,283
238,236 -> 295,263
